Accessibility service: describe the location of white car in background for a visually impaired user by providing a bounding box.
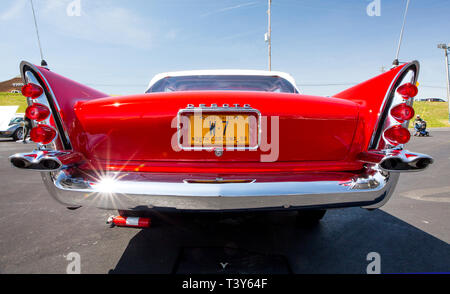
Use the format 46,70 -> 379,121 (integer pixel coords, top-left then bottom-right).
0,107 -> 24,141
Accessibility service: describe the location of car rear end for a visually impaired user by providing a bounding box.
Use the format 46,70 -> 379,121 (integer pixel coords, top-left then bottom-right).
9,61 -> 432,213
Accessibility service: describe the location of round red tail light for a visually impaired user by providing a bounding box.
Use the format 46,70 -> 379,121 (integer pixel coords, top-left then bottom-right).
397,83 -> 418,99
30,125 -> 57,145
390,103 -> 415,122
384,125 -> 411,145
25,103 -> 51,122
21,83 -> 43,99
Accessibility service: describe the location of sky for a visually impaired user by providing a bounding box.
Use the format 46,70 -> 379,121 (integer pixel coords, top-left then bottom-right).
0,0 -> 449,99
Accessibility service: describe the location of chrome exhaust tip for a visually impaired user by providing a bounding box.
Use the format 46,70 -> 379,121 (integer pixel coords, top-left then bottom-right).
410,158 -> 433,170
39,159 -> 62,170
9,152 -> 63,171
380,152 -> 433,172
9,150 -> 83,172
10,157 -> 32,169
380,158 -> 402,170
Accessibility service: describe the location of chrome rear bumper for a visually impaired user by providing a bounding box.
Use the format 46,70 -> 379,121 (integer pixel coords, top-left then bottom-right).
41,166 -> 399,211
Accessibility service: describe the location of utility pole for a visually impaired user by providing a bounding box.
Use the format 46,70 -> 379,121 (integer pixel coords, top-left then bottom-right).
267,0 -> 272,71
437,44 -> 450,123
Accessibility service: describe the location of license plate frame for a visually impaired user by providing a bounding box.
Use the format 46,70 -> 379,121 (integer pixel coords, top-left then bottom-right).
177,105 -> 261,151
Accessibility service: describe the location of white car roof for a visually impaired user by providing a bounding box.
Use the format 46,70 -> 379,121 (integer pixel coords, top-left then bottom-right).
146,70 -> 299,92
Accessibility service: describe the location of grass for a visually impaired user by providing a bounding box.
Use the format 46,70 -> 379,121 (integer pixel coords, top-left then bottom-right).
0,92 -> 449,127
413,101 -> 450,128
0,92 -> 27,113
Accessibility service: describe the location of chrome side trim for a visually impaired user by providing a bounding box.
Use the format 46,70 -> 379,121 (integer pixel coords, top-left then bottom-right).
183,178 -> 257,184
41,166 -> 399,211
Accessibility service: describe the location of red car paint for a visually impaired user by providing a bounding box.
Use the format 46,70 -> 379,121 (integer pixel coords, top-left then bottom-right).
33,66 -> 108,152
333,63 -> 408,151
74,92 -> 359,163
30,63 -> 409,175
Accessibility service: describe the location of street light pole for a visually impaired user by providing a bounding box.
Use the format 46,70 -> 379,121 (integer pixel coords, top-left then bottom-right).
267,0 -> 272,71
438,44 -> 450,123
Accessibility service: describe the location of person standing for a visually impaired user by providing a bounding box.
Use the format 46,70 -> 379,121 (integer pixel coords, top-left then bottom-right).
22,116 -> 32,143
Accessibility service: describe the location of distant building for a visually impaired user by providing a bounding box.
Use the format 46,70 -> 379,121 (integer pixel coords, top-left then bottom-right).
416,98 -> 446,102
0,76 -> 24,93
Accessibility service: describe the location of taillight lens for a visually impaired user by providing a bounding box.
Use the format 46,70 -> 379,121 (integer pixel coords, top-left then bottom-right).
25,103 -> 51,122
397,83 -> 418,99
390,104 -> 415,122
30,125 -> 57,144
22,83 -> 43,99
384,125 -> 411,145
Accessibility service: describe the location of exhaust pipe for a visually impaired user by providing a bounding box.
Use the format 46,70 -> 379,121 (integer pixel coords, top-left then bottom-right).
9,155 -> 62,171
380,158 -> 402,170
379,152 -> 433,172
359,150 -> 433,172
9,150 -> 81,172
10,157 -> 32,169
39,159 -> 62,170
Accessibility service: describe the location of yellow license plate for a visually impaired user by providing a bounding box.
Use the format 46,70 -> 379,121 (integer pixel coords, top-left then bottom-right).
188,114 -> 250,147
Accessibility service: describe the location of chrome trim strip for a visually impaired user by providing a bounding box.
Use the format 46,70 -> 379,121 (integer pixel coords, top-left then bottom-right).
183,178 -> 257,184
41,166 -> 399,211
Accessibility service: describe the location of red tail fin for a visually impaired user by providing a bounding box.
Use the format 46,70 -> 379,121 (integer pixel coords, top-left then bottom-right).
333,61 -> 419,150
20,61 -> 108,151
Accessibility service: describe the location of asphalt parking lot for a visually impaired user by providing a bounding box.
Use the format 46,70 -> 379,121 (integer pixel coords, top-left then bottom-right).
0,130 -> 449,274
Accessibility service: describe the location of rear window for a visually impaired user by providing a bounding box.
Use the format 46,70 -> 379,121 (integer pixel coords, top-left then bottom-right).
146,75 -> 297,93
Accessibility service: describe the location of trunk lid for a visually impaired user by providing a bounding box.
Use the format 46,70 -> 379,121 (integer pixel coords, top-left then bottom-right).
75,91 -> 359,163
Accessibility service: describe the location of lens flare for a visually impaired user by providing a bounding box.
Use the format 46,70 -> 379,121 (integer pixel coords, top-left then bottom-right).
92,176 -> 118,193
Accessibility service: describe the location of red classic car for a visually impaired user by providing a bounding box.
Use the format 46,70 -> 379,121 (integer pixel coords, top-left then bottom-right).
10,60 -> 433,226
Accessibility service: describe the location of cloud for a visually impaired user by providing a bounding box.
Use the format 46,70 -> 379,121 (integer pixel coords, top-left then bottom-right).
0,0 -> 27,21
38,0 -> 152,49
201,1 -> 259,17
